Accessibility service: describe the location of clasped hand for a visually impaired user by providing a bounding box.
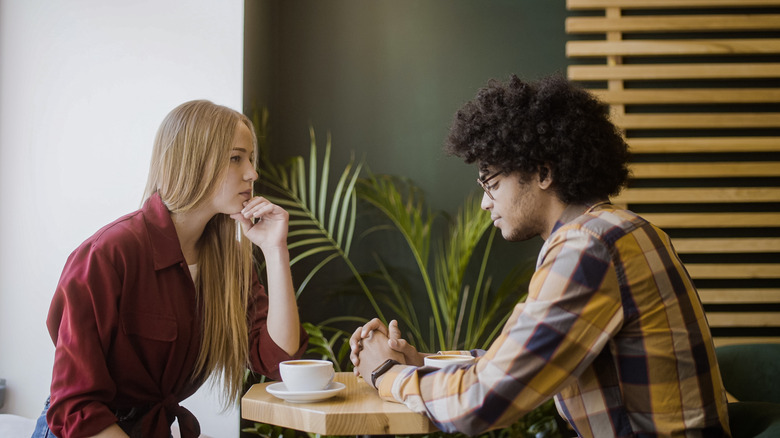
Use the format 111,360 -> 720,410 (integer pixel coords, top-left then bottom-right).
349,319 -> 427,382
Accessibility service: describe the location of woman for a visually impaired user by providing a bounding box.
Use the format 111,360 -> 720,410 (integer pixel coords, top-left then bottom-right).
33,100 -> 307,437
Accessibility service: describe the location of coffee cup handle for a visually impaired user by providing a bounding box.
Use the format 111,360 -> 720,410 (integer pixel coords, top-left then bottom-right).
327,369 -> 335,387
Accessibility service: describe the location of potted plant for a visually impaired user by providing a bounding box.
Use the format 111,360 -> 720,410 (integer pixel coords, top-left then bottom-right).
241,111 -> 562,438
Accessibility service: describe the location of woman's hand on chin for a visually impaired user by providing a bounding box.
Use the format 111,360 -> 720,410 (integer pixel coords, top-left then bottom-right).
230,196 -> 289,252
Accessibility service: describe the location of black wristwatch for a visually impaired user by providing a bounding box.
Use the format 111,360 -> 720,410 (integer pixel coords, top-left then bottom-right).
370,359 -> 400,388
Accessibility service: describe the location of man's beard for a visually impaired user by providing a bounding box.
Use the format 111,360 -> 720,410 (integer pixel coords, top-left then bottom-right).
501,226 -> 537,242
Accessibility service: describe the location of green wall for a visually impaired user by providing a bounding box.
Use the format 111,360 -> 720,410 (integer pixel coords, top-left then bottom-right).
245,0 -> 568,211
244,0 -> 569,326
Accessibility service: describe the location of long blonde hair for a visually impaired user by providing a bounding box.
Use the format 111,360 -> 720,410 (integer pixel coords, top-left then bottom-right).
143,100 -> 257,406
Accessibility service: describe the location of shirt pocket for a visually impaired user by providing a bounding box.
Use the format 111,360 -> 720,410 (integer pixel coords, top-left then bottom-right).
121,312 -> 178,342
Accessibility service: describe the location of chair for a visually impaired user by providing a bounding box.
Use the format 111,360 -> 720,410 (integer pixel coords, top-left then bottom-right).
726,402 -> 780,438
716,343 -> 780,404
715,343 -> 780,438
0,414 -> 35,438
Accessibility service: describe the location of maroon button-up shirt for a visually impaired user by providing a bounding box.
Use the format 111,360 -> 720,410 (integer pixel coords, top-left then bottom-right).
46,193 -> 308,437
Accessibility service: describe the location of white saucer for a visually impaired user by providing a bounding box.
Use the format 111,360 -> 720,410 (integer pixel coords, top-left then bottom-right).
266,381 -> 346,403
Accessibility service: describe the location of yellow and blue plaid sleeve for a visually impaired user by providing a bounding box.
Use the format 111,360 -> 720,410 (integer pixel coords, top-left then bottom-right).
377,228 -> 624,435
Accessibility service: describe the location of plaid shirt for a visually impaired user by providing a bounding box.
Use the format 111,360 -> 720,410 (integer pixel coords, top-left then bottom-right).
377,204 -> 730,437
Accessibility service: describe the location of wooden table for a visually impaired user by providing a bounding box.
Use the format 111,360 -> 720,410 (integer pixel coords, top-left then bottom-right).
241,372 -> 439,436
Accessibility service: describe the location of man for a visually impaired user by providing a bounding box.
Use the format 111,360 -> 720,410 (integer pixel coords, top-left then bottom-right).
350,75 -> 731,437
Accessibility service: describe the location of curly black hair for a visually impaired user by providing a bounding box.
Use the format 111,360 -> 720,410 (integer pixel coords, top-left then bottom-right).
445,75 -> 630,204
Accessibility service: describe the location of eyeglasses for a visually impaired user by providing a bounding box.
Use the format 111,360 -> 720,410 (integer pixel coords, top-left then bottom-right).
477,171 -> 502,200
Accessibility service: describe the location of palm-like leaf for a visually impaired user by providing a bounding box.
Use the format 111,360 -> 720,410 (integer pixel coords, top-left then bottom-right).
246,109 -> 550,438
302,316 -> 366,372
253,118 -> 385,320
357,174 -> 443,347
358,174 -> 433,261
433,191 -> 494,350
358,176 -> 533,352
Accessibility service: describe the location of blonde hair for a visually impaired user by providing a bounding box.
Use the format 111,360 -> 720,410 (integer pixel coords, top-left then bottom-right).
143,100 -> 258,406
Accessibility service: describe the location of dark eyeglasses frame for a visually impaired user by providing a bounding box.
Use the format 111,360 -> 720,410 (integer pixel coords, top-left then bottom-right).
477,171 -> 502,200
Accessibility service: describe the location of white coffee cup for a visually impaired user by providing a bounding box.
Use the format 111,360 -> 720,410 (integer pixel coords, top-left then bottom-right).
423,354 -> 475,368
280,359 -> 335,392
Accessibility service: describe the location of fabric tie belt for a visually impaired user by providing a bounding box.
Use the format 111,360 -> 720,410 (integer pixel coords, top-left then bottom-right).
128,394 -> 200,438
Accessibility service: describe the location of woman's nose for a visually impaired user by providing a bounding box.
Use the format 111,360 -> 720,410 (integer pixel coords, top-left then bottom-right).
245,165 -> 258,182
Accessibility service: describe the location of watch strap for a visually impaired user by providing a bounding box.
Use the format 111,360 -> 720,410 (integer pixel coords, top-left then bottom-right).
370,359 -> 400,388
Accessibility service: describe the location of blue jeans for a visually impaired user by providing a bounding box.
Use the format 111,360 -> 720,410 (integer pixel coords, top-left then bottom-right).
31,396 -> 57,438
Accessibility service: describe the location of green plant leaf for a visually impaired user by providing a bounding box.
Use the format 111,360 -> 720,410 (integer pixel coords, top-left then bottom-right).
296,253 -> 340,298
253,126 -> 385,321
358,173 -> 442,347
249,107 -> 549,438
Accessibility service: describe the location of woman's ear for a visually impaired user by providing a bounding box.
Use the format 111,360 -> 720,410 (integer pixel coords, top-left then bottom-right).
538,165 -> 553,189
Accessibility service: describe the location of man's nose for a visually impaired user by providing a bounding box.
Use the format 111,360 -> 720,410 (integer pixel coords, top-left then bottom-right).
480,192 -> 492,210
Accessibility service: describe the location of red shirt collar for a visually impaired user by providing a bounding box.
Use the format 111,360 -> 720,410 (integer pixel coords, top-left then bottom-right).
142,192 -> 186,271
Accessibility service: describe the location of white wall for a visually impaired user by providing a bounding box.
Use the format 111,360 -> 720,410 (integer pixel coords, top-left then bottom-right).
0,0 -> 244,436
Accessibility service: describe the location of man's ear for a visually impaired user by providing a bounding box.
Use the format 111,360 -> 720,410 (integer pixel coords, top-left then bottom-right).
538,165 -> 553,189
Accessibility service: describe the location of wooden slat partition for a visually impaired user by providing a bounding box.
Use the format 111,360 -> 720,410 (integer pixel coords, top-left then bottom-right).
613,187 -> 780,204
569,0 -> 780,9
699,289 -> 780,304
628,137 -> 779,153
673,238 -> 780,253
593,89 -> 780,104
569,40 -> 780,57
640,213 -> 780,228
618,188 -> 780,204
567,0 -> 780,345
569,63 -> 780,80
686,264 -> 780,279
629,163 -> 780,178
568,15 -> 780,33
616,114 -> 780,129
